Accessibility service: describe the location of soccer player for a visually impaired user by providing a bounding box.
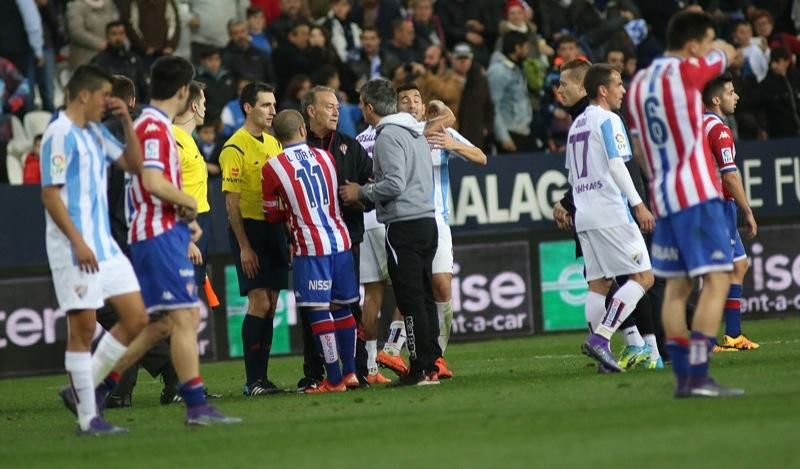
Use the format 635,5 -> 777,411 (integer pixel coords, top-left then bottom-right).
126,56 -> 240,425
219,82 -> 288,396
396,83 -> 487,378
702,73 -> 759,351
626,11 -> 741,397
42,64 -> 147,435
262,109 -> 360,393
568,64 -> 656,373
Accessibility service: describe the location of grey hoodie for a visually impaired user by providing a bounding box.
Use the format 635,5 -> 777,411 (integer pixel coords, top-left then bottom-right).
358,113 -> 435,224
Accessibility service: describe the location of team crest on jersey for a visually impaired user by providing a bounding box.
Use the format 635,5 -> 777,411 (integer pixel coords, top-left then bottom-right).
145,139 -> 160,160
339,143 -> 348,154
719,131 -> 730,140
721,148 -> 733,164
615,133 -> 627,151
631,251 -> 643,265
74,283 -> 88,299
51,154 -> 66,176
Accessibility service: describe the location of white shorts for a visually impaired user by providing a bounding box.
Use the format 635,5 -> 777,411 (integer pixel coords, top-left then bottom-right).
578,224 -> 652,282
432,219 -> 453,274
51,254 -> 141,311
359,226 -> 390,284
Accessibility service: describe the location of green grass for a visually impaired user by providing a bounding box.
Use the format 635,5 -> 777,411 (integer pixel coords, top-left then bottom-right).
2,318 -> 800,469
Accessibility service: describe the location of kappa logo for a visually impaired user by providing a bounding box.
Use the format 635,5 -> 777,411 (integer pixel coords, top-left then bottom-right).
718,131 -> 730,140
144,123 -> 160,133
711,250 -> 727,261
161,291 -> 176,301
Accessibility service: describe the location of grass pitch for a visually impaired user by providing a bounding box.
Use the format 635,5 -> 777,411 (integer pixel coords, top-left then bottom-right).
2,317 -> 799,469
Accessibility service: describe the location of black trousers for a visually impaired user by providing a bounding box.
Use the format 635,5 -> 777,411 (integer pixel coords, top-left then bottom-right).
386,217 -> 440,374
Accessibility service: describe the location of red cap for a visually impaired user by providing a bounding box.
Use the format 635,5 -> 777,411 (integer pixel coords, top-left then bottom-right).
504,0 -> 530,17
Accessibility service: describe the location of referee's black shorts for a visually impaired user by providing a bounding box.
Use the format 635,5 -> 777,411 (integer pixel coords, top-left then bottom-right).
228,219 -> 290,296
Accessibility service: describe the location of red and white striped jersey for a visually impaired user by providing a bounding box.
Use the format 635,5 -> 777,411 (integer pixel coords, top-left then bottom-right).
128,106 -> 182,243
262,143 -> 351,256
626,49 -> 727,217
703,112 -> 737,201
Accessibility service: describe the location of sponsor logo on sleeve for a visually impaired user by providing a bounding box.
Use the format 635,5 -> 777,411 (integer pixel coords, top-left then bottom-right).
721,147 -> 734,164
615,133 -> 628,151
51,154 -> 66,177
145,140 -> 160,160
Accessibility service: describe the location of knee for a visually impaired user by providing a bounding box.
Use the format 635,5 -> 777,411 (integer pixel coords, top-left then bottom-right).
124,312 -> 149,335
248,292 -> 271,317
170,309 -> 200,332
733,260 -> 749,280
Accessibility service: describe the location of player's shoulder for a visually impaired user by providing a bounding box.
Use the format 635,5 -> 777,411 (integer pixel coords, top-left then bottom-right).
221,129 -> 248,155
262,132 -> 282,155
135,112 -> 169,137
43,113 -> 73,140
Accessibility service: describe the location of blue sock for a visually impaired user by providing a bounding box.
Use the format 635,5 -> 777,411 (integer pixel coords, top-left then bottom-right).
97,371 -> 120,395
666,337 -> 689,388
179,377 -> 207,408
332,308 -> 357,375
689,332 -> 712,378
724,284 -> 742,337
307,310 -> 343,385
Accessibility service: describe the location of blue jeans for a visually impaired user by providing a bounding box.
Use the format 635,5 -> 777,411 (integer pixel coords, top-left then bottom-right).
33,48 -> 56,112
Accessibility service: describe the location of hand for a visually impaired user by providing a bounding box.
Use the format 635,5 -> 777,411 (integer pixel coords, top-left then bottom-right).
72,239 -> 99,273
466,31 -> 484,45
410,62 -> 426,76
427,130 -> 456,151
163,47 -> 174,55
36,56 -> 45,67
742,211 -> 757,239
712,39 -> 737,65
633,203 -> 655,233
553,201 -> 573,230
189,16 -> 200,30
188,241 -> 203,265
466,20 -> 484,32
338,180 -> 362,205
188,220 -> 203,243
240,246 -> 260,279
178,198 -> 198,222
501,140 -> 517,153
106,97 -> 131,122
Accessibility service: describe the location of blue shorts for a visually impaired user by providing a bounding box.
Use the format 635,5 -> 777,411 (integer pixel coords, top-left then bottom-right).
651,200 -> 733,278
724,200 -> 747,262
130,223 -> 198,314
292,251 -> 359,308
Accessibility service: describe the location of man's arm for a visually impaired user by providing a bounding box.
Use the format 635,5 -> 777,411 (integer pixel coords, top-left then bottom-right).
423,100 -> 456,136
722,171 -> 757,239
357,135 -> 407,202
16,0 -> 43,62
41,186 -> 98,272
429,129 -> 487,165
106,98 -> 143,174
262,165 -> 288,224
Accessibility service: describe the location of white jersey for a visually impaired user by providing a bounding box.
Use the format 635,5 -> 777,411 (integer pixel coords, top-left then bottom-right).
40,112 -> 125,269
566,104 -> 634,232
432,128 -> 472,223
355,126 -> 382,230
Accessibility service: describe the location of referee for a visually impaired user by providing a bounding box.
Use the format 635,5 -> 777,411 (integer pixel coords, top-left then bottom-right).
219,82 -> 288,396
340,78 -> 441,385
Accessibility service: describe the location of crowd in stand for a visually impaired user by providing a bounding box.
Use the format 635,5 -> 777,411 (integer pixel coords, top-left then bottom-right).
3,0 -> 800,184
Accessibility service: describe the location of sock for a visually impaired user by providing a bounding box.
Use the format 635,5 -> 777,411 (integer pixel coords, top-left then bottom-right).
643,334 -> 661,360
436,301 -> 454,353
689,332 -> 713,378
179,376 -> 207,408
308,310 -> 342,384
665,337 -> 689,389
724,284 -> 743,338
332,308 -> 357,375
585,292 -> 606,333
91,333 -> 127,386
260,316 -> 274,381
383,320 -> 406,356
623,326 -> 646,347
241,314 -> 265,386
595,281 -> 646,340
65,351 -> 96,430
366,340 -> 378,370
96,371 -> 120,398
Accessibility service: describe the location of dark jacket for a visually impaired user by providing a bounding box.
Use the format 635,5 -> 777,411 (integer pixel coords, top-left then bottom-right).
457,65 -> 493,152
122,0 -> 181,54
0,0 -> 32,72
348,0 -> 403,41
103,106 -> 142,252
196,66 -> 237,124
272,43 -> 314,100
756,71 -> 800,138
91,47 -> 150,102
307,130 -> 374,244
222,42 -> 277,86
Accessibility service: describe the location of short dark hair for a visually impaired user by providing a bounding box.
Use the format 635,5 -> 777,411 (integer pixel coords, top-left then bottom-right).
105,20 -> 126,35
240,82 -> 275,114
199,47 -> 221,61
311,64 -> 339,87
605,47 -> 627,60
501,31 -> 528,56
702,72 -> 733,107
33,134 -> 43,143
560,59 -> 592,82
110,75 -> 135,102
272,109 -> 305,144
360,78 -> 397,117
66,64 -> 113,102
584,64 -> 617,100
770,47 -> 791,64
732,18 -> 751,30
246,6 -> 263,18
361,25 -> 379,36
289,19 -> 311,34
556,34 -> 578,48
180,80 -> 206,114
396,83 -> 421,95
391,18 -> 408,35
666,11 -> 715,51
149,56 -> 195,101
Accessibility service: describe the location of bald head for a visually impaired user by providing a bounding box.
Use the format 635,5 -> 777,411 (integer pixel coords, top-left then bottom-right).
273,109 -> 307,145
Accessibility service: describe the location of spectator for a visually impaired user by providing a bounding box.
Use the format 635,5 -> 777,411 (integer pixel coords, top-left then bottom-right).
91,20 -> 150,103
756,48 -> 800,138
732,18 -> 770,83
409,0 -> 446,52
0,0 -> 43,98
251,0 -> 281,23
222,19 -> 277,87
22,134 -> 42,185
196,48 -> 237,123
349,0 -> 404,42
65,0 -> 119,70
278,73 -> 311,112
348,26 -> 388,89
605,46 -> 636,87
273,20 -> 314,99
0,57 -> 30,183
452,43 -> 493,151
120,0 -> 181,67
435,0 -> 501,68
310,65 -> 360,137
752,9 -> 800,59
196,119 -> 222,176
186,0 -> 248,62
36,0 -> 63,112
222,77 -> 254,137
270,0 -> 311,46
382,19 -> 422,66
326,0 -> 362,64
309,25 -> 342,69
488,31 -> 534,153
247,6 -> 274,57
416,45 -> 464,120
565,0 -> 640,60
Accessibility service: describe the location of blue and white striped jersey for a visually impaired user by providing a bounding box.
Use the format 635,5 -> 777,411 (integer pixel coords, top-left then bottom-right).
433,128 -> 472,224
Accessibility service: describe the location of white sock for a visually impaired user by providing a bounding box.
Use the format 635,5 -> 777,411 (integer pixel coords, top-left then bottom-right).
92,332 -> 127,385
623,326 -> 645,347
585,292 -> 606,333
383,320 -> 406,356
366,340 -> 378,370
65,351 -> 96,430
644,334 -> 661,360
595,281 -> 646,340
436,302 -> 453,353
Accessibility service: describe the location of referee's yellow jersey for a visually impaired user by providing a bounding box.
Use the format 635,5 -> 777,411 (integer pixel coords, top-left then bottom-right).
173,125 -> 210,213
219,127 -> 282,220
